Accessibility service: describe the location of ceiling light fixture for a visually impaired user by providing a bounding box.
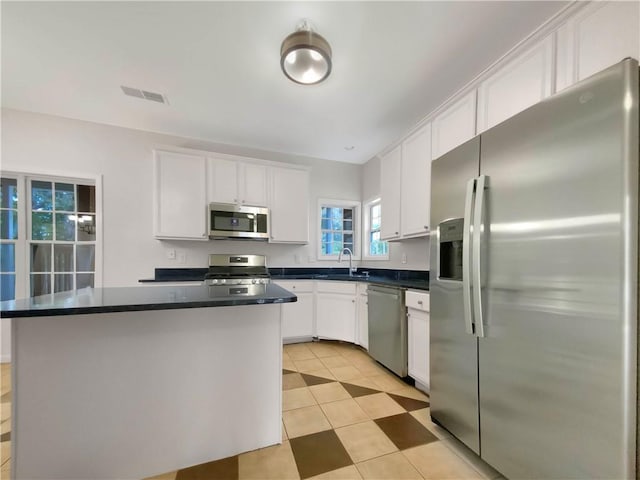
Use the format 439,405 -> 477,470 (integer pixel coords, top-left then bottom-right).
280,20 -> 332,85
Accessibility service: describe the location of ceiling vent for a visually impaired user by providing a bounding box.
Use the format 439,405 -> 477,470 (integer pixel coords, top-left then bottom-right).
120,86 -> 168,104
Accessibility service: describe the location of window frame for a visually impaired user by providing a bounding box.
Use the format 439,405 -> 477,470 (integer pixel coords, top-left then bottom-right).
317,198 -> 361,261
363,197 -> 389,261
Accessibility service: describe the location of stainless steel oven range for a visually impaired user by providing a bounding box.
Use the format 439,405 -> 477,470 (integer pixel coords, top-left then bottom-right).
204,254 -> 270,296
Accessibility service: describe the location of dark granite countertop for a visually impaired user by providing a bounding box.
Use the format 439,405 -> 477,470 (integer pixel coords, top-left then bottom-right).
139,267 -> 429,291
0,284 -> 297,318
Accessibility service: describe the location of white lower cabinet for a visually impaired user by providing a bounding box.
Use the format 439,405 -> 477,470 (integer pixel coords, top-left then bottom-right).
356,283 -> 368,350
406,290 -> 430,391
274,281 -> 314,343
316,282 -> 357,343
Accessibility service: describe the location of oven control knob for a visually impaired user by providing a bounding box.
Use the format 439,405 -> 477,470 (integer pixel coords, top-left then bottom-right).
220,279 -> 226,285
252,279 -> 257,284
210,279 -> 217,285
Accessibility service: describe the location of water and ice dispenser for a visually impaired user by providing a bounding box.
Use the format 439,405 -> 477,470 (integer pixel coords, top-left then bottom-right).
439,218 -> 464,281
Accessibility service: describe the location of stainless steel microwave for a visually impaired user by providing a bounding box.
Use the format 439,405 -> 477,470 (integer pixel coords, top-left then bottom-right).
208,203 -> 269,240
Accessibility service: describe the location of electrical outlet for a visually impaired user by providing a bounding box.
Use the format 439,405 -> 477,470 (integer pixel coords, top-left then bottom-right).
401,253 -> 407,264
166,249 -> 176,260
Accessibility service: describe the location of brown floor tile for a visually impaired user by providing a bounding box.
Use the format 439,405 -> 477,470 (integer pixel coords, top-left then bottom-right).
309,382 -> 351,404
294,358 -> 328,373
340,382 -> 381,398
354,393 -> 406,419
403,442 -> 485,479
175,455 -> 238,480
145,470 -> 178,480
344,377 -> 380,391
302,368 -> 336,381
334,421 -> 397,463
284,373 -> 308,391
389,386 -> 429,401
289,429 -> 353,479
238,441 -> 300,479
308,465 -> 362,479
284,387 -> 318,411
0,432 -> 9,443
355,452 -> 422,479
327,366 -> 364,382
375,413 -> 438,450
387,393 -> 429,411
283,369 -> 297,375
320,356 -> 351,369
320,398 -> 369,428
283,405 -> 332,438
301,373 -> 335,387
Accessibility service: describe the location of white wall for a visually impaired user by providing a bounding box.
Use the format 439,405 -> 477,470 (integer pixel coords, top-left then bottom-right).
1,108 -> 373,289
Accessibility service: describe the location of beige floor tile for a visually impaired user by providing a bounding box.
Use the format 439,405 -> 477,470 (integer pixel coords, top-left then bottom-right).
403,442 -> 484,479
308,465 -> 363,479
339,349 -> 371,361
283,421 -> 289,441
283,373 -> 308,390
389,386 -> 429,401
344,377 -> 381,391
286,345 -> 317,361
305,368 -> 336,381
307,343 -> 341,358
335,421 -> 397,463
283,355 -> 297,371
282,405 -> 332,438
369,374 -> 408,392
356,452 -> 422,480
0,442 -> 9,466
320,398 -> 369,428
0,420 -> 10,435
328,366 -> 364,382
144,470 -> 177,480
309,382 -> 352,404
320,356 -> 352,369
355,393 -> 406,419
349,360 -> 387,377
293,358 -> 327,373
283,387 -> 318,411
1,462 -> 10,479
238,440 -> 300,479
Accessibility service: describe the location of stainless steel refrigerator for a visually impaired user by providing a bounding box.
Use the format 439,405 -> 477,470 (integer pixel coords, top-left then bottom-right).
429,58 -> 638,479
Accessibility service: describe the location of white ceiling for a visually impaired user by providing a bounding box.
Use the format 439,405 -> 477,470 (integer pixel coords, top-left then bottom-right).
1,1 -> 569,164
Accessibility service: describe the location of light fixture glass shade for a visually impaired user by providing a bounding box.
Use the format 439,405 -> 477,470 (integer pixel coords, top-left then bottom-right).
280,29 -> 332,85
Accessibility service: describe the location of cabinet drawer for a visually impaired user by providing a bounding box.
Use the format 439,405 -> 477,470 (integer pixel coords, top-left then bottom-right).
274,280 -> 314,294
405,290 -> 430,311
316,281 -> 357,295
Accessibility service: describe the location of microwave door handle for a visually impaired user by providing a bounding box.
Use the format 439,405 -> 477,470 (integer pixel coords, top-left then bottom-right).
463,177 -> 476,336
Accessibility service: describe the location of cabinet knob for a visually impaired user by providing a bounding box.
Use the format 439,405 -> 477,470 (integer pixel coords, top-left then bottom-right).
352,299 -> 355,303
233,198 -> 238,203
418,300 -> 423,305
424,226 -> 428,230
395,231 -> 399,235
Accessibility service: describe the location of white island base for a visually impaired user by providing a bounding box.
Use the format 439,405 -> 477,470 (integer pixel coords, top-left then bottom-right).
11,304 -> 282,479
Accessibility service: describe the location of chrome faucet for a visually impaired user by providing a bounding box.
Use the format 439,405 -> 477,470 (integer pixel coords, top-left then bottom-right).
338,247 -> 357,276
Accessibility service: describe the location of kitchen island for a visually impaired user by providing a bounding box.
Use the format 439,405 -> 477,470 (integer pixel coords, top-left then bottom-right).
1,284 -> 296,480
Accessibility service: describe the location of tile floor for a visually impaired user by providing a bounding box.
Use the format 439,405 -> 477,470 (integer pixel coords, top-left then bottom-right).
0,341 -> 497,480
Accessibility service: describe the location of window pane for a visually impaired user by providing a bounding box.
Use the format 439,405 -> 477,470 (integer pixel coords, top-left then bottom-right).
333,233 -> 343,243
343,209 -> 352,220
0,274 -> 15,301
55,183 -> 75,211
77,215 -> 96,241
31,244 -> 52,272
0,178 -> 18,209
343,220 -> 352,231
344,243 -> 353,251
54,244 -> 74,272
31,181 -> 53,211
332,241 -> 343,253
331,218 -> 342,230
321,207 -> 330,218
331,208 -> 342,221
0,244 -> 15,272
76,245 -> 95,272
0,210 -> 18,240
32,212 -> 53,240
30,273 -> 51,296
78,185 -> 95,213
344,234 -> 353,244
55,213 -> 76,241
322,232 -> 332,244
54,274 -> 74,293
76,273 -> 94,289
322,243 -> 332,255
321,219 -> 331,230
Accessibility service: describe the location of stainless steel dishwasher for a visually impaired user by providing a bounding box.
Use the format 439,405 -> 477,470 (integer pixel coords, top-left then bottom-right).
367,284 -> 407,377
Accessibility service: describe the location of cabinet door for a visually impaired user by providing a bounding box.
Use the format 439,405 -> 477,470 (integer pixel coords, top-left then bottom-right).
477,35 -> 553,132
207,157 -> 238,204
408,308 -> 429,390
357,293 -> 368,350
431,91 -> 477,160
316,293 -> 356,343
240,163 -> 268,206
401,124 -> 431,237
556,1 -> 640,91
270,167 -> 310,244
281,292 -> 314,340
154,151 -> 207,240
380,145 -> 402,240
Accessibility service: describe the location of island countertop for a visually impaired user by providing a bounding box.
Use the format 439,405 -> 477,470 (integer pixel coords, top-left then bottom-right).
0,283 -> 297,318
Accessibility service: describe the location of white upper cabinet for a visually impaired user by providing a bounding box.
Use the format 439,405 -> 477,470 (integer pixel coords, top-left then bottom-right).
269,166 -> 310,244
477,35 -> 554,132
401,123 -> 431,237
431,91 -> 477,160
207,156 -> 268,206
154,150 -> 208,240
380,145 -> 402,241
556,1 -> 640,92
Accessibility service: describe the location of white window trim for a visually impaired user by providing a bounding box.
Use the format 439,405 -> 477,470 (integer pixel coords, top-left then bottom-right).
317,198 -> 361,261
363,197 -> 389,261
0,170 -> 104,298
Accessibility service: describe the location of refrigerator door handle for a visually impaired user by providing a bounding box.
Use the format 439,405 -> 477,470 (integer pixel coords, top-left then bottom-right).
462,177 -> 476,335
472,175 -> 488,338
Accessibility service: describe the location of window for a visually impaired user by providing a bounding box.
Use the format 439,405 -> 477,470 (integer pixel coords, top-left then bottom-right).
0,172 -> 100,300
363,198 -> 389,260
318,199 -> 361,259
